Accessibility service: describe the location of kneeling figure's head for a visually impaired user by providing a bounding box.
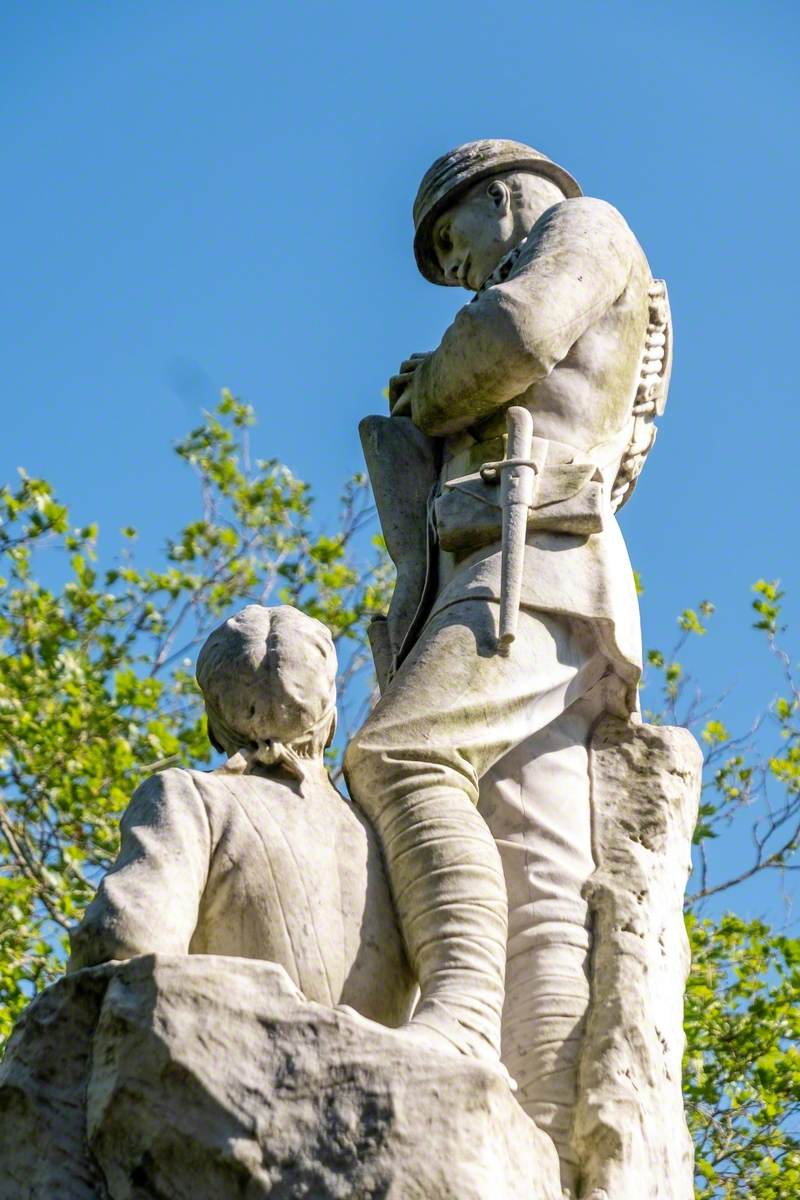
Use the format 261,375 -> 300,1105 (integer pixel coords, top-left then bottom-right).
196,605 -> 337,772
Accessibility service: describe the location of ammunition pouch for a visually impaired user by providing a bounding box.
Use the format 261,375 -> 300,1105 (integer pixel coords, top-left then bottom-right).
435,438 -> 605,554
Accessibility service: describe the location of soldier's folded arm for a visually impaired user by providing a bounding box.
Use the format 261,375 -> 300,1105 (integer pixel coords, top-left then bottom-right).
67,768 -> 212,971
410,198 -> 638,437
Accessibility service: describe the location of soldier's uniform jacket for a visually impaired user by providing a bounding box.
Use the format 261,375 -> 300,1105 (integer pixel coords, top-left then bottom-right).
364,195 -> 671,713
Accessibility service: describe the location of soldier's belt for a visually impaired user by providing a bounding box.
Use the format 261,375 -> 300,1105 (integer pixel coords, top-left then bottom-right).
435,435 -> 604,554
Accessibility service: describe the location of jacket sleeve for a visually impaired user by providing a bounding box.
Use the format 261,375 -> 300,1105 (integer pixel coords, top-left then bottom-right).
410,198 -> 638,437
67,769 -> 211,970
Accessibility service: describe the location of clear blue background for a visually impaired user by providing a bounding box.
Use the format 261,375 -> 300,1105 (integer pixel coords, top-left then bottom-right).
2,1 -> 798,919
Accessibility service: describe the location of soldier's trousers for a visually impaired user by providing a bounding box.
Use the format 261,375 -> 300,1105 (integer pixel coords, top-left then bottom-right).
344,597 -> 609,1183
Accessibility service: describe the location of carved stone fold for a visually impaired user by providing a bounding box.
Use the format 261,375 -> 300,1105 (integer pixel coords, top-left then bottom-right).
572,718 -> 702,1200
0,954 -> 562,1200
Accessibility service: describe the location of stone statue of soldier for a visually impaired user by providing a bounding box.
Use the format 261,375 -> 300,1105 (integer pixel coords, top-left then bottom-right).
346,139 -> 671,1189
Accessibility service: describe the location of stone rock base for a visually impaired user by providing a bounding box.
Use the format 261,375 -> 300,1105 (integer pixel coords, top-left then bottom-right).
0,954 -> 561,1200
574,717 -> 702,1200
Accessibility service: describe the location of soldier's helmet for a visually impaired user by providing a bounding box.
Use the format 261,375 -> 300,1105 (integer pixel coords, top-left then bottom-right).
413,139 -> 581,286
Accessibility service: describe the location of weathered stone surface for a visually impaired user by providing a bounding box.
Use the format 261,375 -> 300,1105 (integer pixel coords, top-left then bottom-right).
572,717 -> 702,1200
0,954 -> 562,1200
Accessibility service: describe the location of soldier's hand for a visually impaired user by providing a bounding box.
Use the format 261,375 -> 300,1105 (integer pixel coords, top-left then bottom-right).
388,353 -> 430,415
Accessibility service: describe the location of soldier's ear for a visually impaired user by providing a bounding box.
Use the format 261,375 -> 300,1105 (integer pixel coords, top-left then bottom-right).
486,180 -> 511,215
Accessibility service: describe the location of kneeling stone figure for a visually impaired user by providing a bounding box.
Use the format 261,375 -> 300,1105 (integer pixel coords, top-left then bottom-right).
69,603 -> 415,1029
3,605 -> 560,1200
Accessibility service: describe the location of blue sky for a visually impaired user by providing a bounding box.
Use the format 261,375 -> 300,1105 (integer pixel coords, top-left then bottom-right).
2,1 -> 798,920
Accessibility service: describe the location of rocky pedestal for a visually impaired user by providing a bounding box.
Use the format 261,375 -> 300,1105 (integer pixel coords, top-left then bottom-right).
0,954 -> 561,1200
574,718 -> 702,1200
0,722 -> 701,1200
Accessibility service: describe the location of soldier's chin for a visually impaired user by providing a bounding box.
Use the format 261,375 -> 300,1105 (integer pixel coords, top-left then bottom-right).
473,251 -> 504,289
472,263 -> 493,290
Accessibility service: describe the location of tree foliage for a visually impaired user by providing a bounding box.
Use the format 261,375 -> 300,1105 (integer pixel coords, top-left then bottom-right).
645,585 -> 799,1197
0,395 -> 797,1196
685,915 -> 799,1197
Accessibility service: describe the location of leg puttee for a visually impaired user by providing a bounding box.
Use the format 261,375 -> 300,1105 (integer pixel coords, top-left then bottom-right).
344,743 -> 508,1060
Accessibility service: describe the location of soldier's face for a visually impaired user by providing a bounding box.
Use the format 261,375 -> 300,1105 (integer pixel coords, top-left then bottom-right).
432,180 -> 517,291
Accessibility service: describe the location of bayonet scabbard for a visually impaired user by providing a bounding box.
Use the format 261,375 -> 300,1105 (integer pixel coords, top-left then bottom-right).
498,406 -> 535,653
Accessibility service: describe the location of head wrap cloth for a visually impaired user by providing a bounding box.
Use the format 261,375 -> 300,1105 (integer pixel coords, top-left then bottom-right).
413,138 -> 581,286
196,605 -> 337,783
